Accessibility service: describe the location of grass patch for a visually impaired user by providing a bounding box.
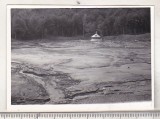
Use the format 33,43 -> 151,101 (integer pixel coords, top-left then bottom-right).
103,33 -> 151,42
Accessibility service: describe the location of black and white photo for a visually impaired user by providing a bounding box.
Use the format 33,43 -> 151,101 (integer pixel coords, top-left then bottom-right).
7,6 -> 154,111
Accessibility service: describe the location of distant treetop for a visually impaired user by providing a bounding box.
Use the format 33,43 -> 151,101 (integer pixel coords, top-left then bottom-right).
11,8 -> 151,40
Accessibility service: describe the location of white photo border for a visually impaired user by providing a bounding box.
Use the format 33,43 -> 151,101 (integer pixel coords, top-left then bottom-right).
7,5 -> 154,112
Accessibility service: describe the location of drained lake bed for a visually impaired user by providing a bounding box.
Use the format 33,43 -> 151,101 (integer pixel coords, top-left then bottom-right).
11,34 -> 152,104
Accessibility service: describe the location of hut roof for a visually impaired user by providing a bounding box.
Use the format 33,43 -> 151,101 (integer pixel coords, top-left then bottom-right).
91,32 -> 101,38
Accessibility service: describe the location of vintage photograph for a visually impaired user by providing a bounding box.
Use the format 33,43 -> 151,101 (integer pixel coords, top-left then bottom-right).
10,7 -> 153,105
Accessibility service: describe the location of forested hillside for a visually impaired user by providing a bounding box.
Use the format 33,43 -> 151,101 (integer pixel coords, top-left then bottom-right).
11,8 -> 150,40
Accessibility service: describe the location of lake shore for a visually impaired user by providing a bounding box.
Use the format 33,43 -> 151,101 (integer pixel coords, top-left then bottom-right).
11,33 -> 151,104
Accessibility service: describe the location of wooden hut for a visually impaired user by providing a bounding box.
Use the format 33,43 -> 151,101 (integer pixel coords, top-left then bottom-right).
91,31 -> 102,41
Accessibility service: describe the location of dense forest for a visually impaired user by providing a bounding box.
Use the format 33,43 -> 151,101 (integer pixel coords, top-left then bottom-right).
11,8 -> 151,40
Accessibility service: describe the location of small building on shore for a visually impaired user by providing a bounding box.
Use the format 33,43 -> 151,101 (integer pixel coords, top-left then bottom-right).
91,31 -> 102,41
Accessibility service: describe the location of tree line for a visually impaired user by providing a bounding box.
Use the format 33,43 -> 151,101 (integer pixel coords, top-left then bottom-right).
11,8 -> 151,40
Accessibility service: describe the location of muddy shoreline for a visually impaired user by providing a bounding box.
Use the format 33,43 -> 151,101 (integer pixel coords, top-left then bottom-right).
11,34 -> 151,104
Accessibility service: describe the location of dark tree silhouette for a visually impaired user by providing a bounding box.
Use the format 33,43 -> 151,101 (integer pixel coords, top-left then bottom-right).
11,8 -> 151,40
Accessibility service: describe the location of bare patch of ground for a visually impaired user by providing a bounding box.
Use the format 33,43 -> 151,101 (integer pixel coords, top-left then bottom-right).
11,33 -> 151,104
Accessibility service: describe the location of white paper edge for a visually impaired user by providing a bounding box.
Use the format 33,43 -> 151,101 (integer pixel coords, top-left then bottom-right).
7,5 -> 154,112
